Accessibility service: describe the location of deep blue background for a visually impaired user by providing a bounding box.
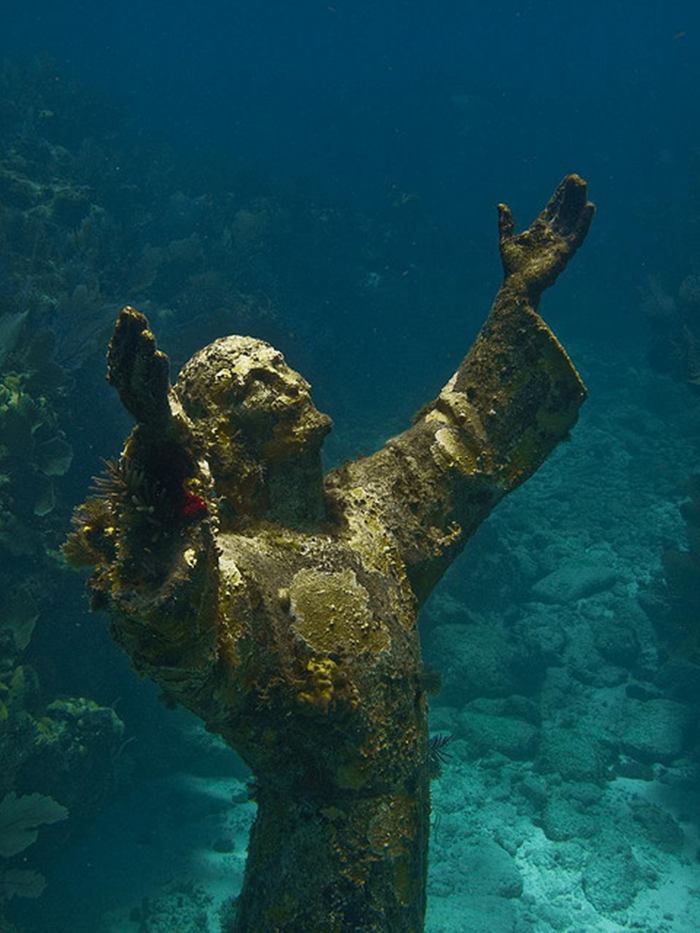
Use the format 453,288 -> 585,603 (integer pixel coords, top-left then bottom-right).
2,1 -> 699,356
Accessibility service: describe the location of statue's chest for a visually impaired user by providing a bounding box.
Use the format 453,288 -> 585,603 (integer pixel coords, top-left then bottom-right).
220,526 -> 416,658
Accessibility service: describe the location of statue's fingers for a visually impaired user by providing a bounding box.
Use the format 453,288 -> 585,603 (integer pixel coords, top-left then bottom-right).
540,176 -> 567,225
569,201 -> 595,249
108,306 -> 171,426
546,174 -> 588,236
108,307 -> 150,377
497,202 -> 515,242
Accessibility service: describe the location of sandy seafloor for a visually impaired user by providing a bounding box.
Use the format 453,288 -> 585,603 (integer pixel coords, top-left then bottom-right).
24,342 -> 700,933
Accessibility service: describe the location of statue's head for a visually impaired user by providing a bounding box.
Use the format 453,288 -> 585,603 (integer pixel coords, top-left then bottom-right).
174,335 -> 332,524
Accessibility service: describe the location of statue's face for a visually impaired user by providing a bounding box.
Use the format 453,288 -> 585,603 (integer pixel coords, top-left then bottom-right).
174,335 -> 331,468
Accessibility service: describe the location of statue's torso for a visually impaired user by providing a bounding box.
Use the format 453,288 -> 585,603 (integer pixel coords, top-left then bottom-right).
213,508 -> 426,791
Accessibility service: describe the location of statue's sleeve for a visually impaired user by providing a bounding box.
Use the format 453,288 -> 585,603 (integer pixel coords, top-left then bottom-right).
326,175 -> 592,601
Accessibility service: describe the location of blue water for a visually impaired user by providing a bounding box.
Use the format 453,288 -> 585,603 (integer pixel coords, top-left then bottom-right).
1,2 -> 699,931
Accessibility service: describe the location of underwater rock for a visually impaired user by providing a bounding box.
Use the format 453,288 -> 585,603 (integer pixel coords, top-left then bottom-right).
614,755 -> 655,781
567,619 -> 630,688
458,838 -> 523,899
619,697 -> 693,763
630,801 -> 685,853
514,607 -> 567,666
429,831 -> 523,902
531,559 -> 620,604
541,795 -> 600,841
427,893 -> 517,933
457,709 -> 538,761
658,472 -> 700,661
536,727 -> 611,782
582,832 -> 642,915
563,780 -> 604,807
118,882 -> 212,933
517,772 -> 549,809
655,657 -> 700,704
427,623 -> 523,703
469,694 -> 540,724
591,616 -> 639,667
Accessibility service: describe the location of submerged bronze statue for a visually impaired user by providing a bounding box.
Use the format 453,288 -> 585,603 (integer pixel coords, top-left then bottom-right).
66,175 -> 593,932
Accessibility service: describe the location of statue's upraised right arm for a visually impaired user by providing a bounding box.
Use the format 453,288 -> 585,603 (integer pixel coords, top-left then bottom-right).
327,176 -> 593,603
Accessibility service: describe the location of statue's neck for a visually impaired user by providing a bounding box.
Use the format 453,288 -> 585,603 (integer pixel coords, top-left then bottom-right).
264,451 -> 327,528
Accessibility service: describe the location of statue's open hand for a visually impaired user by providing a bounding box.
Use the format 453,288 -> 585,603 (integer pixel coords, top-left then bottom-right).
497,174 -> 594,298
107,306 -> 172,428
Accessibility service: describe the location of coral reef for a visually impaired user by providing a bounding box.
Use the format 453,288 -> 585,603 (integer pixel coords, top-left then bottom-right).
0,317 -> 72,558
0,598 -> 125,930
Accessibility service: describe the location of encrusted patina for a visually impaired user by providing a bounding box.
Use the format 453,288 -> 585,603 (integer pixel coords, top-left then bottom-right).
66,175 -> 594,932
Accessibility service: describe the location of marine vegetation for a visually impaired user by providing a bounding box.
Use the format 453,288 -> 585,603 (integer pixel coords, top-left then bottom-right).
66,174 -> 593,931
0,791 -> 67,906
0,600 -> 125,932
